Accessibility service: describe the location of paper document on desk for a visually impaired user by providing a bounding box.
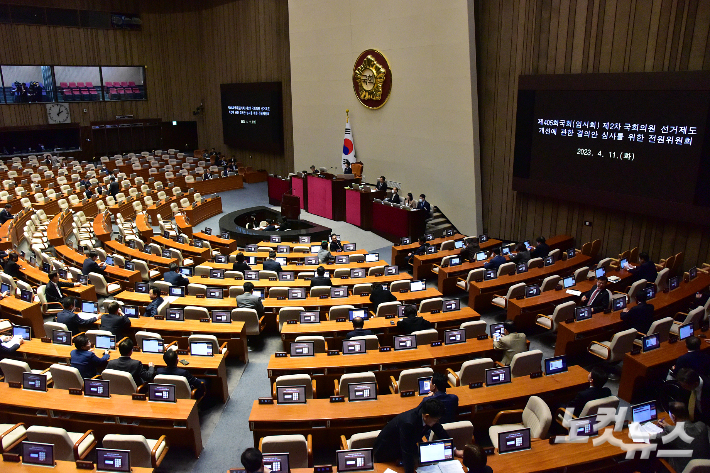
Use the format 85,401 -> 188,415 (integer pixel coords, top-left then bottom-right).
566,289 -> 582,296
77,312 -> 97,320
416,461 -> 464,473
607,276 -> 621,283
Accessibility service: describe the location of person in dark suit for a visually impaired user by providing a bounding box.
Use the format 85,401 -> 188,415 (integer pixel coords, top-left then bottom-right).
418,372 -> 459,424
0,333 -> 24,355
567,366 -> 612,414
678,368 -> 710,423
370,282 -> 397,313
343,162 -> 353,174
263,219 -> 277,231
529,236 -> 550,258
459,237 -> 480,263
397,304 -> 432,334
84,186 -> 93,199
624,252 -> 658,284
70,334 -> 110,379
461,444 -> 493,473
375,175 -> 387,192
143,287 -> 164,318
157,349 -> 205,398
232,252 -> 251,272
309,165 -> 319,175
672,337 -> 710,378
509,242 -> 531,265
373,398 -> 450,473
44,271 -> 79,303
57,297 -> 100,333
580,276 -> 610,313
309,266 -> 332,287
163,262 -> 189,287
100,301 -> 131,339
345,316 -> 373,340
621,291 -> 654,334
329,234 -> 344,252
405,236 -> 429,266
3,253 -> 23,280
82,251 -> 106,276
0,204 -> 13,225
241,448 -> 264,473
483,247 -> 506,272
386,187 -> 401,204
262,251 -> 282,273
416,194 -> 431,214
106,339 -> 155,387
656,401 -> 710,472
108,177 -> 120,197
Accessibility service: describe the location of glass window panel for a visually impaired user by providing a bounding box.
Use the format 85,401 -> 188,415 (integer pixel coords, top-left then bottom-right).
1,65 -> 49,103
54,66 -> 101,102
101,66 -> 146,101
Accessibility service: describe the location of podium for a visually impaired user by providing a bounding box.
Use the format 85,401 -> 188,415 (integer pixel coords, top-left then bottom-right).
281,194 -> 301,220
345,188 -> 386,230
306,174 -> 359,221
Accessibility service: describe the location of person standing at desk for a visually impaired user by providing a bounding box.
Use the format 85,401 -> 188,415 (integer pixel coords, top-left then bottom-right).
375,175 -> 387,191
108,177 -> 119,197
163,262 -> 189,287
483,247 -> 506,272
309,165 -> 319,175
309,266 -> 332,287
529,236 -> 550,258
373,398 -> 450,473
624,252 -> 658,284
343,162 -> 353,174
70,334 -> 110,379
493,320 -> 527,365
329,234 -> 344,252
57,297 -> 100,333
232,252 -> 251,273
317,241 -> 332,264
397,304 -> 432,334
580,276 -> 610,313
263,251 -> 283,273
620,291 -> 654,334
0,203 -> 13,225
416,194 -> 431,214
370,282 -> 397,313
82,251 -> 106,276
419,372 -> 459,424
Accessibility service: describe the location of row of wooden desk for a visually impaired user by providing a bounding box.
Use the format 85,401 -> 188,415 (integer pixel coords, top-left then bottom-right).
412,237 -> 503,279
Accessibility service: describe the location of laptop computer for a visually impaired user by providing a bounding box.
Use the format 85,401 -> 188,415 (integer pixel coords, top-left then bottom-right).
417,377 -> 433,395
105,256 -> 114,266
563,276 -> 576,288
342,339 -> 367,354
190,341 -> 214,356
410,280 -> 426,292
169,286 -> 185,297
252,289 -> 264,299
12,325 -> 31,340
418,439 -> 454,465
53,329 -> 71,345
631,400 -> 663,434
23,372 -> 48,392
485,366 -> 511,386
142,338 -> 164,354
544,355 -> 568,375
475,252 -> 487,261
454,240 -> 464,249
336,448 -> 374,472
181,266 -> 195,277
679,322 -> 694,340
262,453 -> 290,473
497,428 -> 531,454
21,441 -> 54,467
148,383 -> 176,402
310,245 -> 321,253
502,246 -> 511,256
84,378 -> 110,398
95,334 -> 116,350
394,335 -> 416,350
276,385 -> 307,404
575,306 -> 593,321
290,342 -> 314,357
211,310 -> 231,323
348,382 -> 377,401
96,448 -> 131,472
642,333 -> 661,352
166,308 -> 185,321
365,253 -> 379,263
447,256 -> 462,267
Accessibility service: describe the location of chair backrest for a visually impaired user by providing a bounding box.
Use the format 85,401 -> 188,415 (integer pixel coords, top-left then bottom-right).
367,266 -> 385,277
460,320 -> 487,338
347,430 -> 381,449
329,305 -> 355,321
274,374 -> 314,399
261,434 -> 309,468
350,335 -> 379,350
549,301 -> 577,332
579,395 -> 620,418
411,329 -> 439,345
102,434 -> 153,469
506,282 -> 526,299
397,367 -> 434,392
457,358 -> 495,385
153,374 -> 192,399
135,331 -> 163,345
87,272 -> 110,296
608,328 -> 639,362
430,421 -> 474,449
646,317 -> 674,341
339,372 -> 377,398
309,286 -> 331,298
187,284 -> 207,296
683,306 -> 705,328
522,396 -> 552,439
49,364 -> 84,390
260,270 -> 278,280
26,426 -> 76,461
278,307 -> 305,330
419,297 -> 443,313
269,287 -> 290,299
509,350 -> 543,378
627,279 -> 647,303
682,459 -> 710,472
185,306 -> 210,320
497,262 -> 516,277
295,335 -> 326,353
574,266 -> 589,283
0,359 -> 31,383
44,321 -> 69,334
231,308 -> 260,335
188,334 -> 221,353
527,257 -> 543,269
375,301 -> 401,318
655,267 -> 670,292
101,368 -> 138,395
352,283 -> 372,295
389,280 -> 410,292
540,275 -> 560,292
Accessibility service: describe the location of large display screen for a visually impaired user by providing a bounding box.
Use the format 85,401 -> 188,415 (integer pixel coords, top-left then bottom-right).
220,82 -> 283,153
513,71 -> 710,224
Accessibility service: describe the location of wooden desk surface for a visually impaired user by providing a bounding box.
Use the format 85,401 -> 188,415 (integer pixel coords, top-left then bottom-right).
255,240 -> 351,248
229,249 -> 368,259
0,459 -> 153,473
18,257 -> 97,301
55,245 -> 142,288
199,260 -> 386,272
186,273 -> 412,289
193,231 -> 237,251
260,288 -> 443,310
152,235 -> 210,259
392,234 -> 467,253
104,239 -> 177,267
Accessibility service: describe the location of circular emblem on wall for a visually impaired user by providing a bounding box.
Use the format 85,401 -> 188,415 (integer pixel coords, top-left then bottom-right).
352,49 -> 392,110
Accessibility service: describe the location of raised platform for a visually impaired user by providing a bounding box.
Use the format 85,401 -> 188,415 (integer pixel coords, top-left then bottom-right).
218,206 -> 332,246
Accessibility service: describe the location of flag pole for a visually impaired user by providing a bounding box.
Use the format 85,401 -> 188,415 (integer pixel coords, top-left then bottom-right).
346,109 -> 349,123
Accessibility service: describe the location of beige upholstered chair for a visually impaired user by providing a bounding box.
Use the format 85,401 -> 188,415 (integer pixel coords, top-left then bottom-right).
101,369 -> 140,395
26,426 -> 96,461
260,434 -> 312,468
671,307 -> 704,335
588,328 -> 638,362
412,329 -> 439,345
429,420 -> 474,449
540,275 -> 560,292
350,335 -> 379,350
491,282 -> 526,309
339,430 -> 381,450
627,279 -> 648,304
278,307 -> 305,331
389,367 -> 434,394
536,301 -> 576,333
508,350 -> 543,378
273,374 -> 316,399
374,301 -> 401,318
456,269 -> 485,291
329,305 -> 355,321
188,334 -> 227,355
447,358 -> 495,387
556,395 -> 619,429
497,262 -> 516,277
418,297 -> 443,313
294,335 -> 327,353
87,272 -> 121,297
0,359 -> 51,384
102,434 -> 169,469
0,423 -> 27,452
49,364 -> 82,390
231,308 -> 264,335
488,396 -> 552,448
153,374 -> 196,399
637,316 -> 674,342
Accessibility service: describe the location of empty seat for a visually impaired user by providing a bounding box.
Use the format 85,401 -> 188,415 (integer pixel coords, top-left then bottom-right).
260,434 -> 312,468
102,434 -> 169,469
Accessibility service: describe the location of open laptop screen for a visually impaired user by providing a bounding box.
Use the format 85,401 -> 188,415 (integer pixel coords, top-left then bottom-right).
123,305 -> 139,318
191,341 -> 214,356
563,276 -> 576,288
276,385 -> 307,404
142,338 -> 164,353
595,267 -> 605,278
679,322 -> 694,340
497,428 -> 531,454
348,382 -> 377,401
22,441 -> 54,466
82,301 -> 99,314
418,439 -> 454,466
349,309 -> 368,321
95,334 -> 116,350
275,257 -> 287,265
485,366 -> 511,386
336,448 -> 374,472
410,280 -> 426,292
13,325 -> 31,340
263,453 -> 290,473
632,401 -> 658,424
148,384 -> 176,402
544,355 -> 568,375
490,323 -> 505,340
96,448 -> 131,472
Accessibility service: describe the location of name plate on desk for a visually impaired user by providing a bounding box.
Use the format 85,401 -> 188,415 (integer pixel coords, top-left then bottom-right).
275,352 -> 288,358
530,371 -> 543,379
314,466 -> 333,473
319,294 -> 329,299
201,275 -> 208,278
133,346 -> 141,352
277,296 -> 286,300
327,350 -> 340,356
269,277 -> 277,281
329,396 -> 345,403
565,318 -> 575,324
360,293 -> 370,297
8,381 -> 20,389
200,318 -> 210,323
669,335 -> 678,344
69,388 -> 83,395
399,289 -> 408,293
477,334 -> 488,340
483,447 -> 495,456
379,346 -> 392,352
430,309 -> 440,314
258,397 -> 275,405
154,315 -> 165,320
286,319 -> 298,325
400,390 -> 415,397
177,349 -> 188,355
76,460 -> 94,470
336,318 -> 346,323
631,346 -> 641,355
430,341 -> 442,347
515,296 -> 524,300
2,453 -> 20,463
41,337 -> 51,343
196,294 -> 205,299
469,382 -> 483,389
385,314 -> 396,319
295,263 -> 304,266
132,393 -> 146,401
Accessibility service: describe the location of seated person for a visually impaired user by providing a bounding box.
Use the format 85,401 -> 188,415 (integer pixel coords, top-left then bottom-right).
580,276 -> 609,313
241,448 -> 264,473
70,334 -> 110,379
236,282 -> 265,316
317,241 -> 332,264
403,192 -> 417,208
529,236 -> 550,259
329,234 -> 344,252
370,282 -> 397,312
343,161 -> 353,174
309,165 -> 319,175
375,175 -> 387,192
459,237 -> 480,263
100,301 -> 131,339
385,187 -> 401,204
493,320 -> 527,365
416,194 -> 431,214
157,349 -> 205,399
262,251 -> 283,273
461,444 -> 493,473
106,339 -> 155,387
620,291 -> 654,334
57,296 -> 100,333
45,270 -> 80,303
4,253 -> 23,280
82,251 -> 106,276
509,242 -> 531,265
263,219 -> 278,231
163,262 -> 189,287
143,287 -> 164,317
483,247 -> 506,272
656,402 -> 710,472
671,336 -> 710,378
397,304 -> 432,334
232,252 -> 251,272
345,316 -> 372,340
624,251 -> 657,284
0,333 -> 24,355
677,368 -> 710,423
309,266 -> 332,287
0,203 -> 13,225
418,372 -> 459,424
405,236 -> 428,266
567,366 -> 612,414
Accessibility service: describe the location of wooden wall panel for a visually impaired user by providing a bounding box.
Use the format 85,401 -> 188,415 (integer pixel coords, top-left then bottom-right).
475,0 -> 710,270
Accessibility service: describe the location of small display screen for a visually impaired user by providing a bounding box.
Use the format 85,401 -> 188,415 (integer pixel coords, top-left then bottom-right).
679,323 -> 694,340
169,286 -> 185,297
95,335 -> 116,350
418,439 -> 454,465
336,255 -> 350,264
632,401 -> 658,424
82,301 -> 99,313
53,329 -> 71,345
135,282 -> 149,293
331,287 -> 347,298
279,271 -> 295,281
444,329 -> 465,345
142,338 -> 164,353
148,383 -> 176,402
124,305 -> 139,318
350,268 -> 366,278
410,280 -> 426,292
544,355 -> 567,375
13,325 -> 31,340
348,309 -> 368,321
485,366 -> 511,386
365,253 -> 379,262
206,288 -> 224,299
84,378 -> 110,398
22,442 -> 54,466
336,448 -> 374,472
22,372 -> 48,391
575,306 -> 593,321
342,339 -> 367,354
263,453 -> 290,473
288,288 -> 306,300
212,310 -> 231,323
394,335 -> 417,350
300,311 -> 320,323
348,382 -> 377,401
210,269 -> 225,279
497,428 -> 531,454
190,341 -> 214,356
276,385 -> 307,403
96,448 -> 131,472
290,342 -> 314,356
166,308 -> 185,321
643,333 -> 661,352
418,377 -> 432,395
